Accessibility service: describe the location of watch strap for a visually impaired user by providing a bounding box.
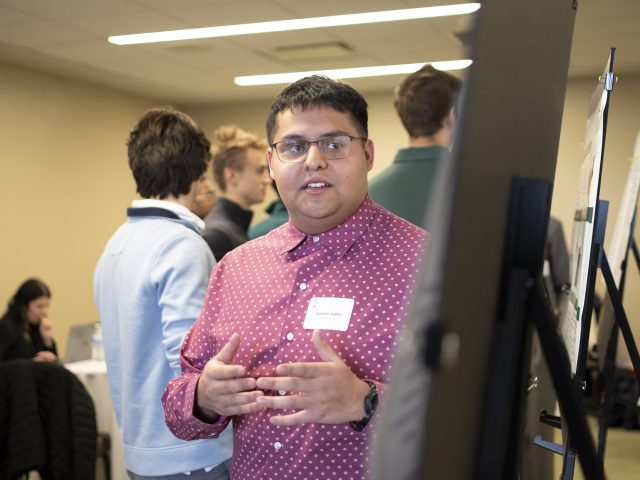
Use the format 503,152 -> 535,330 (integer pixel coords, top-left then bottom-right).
349,380 -> 379,432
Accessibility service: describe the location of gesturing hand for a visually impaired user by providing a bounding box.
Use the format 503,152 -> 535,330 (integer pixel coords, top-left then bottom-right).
255,329 -> 370,426
196,333 -> 263,421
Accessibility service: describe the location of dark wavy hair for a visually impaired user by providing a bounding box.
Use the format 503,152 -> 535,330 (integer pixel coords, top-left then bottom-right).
266,75 -> 369,143
127,107 -> 211,198
1,278 -> 51,330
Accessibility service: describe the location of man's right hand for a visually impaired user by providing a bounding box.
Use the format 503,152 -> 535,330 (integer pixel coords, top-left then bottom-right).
195,332 -> 263,422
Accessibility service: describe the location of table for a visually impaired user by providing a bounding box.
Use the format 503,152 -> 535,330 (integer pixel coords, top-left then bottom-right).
65,359 -> 126,480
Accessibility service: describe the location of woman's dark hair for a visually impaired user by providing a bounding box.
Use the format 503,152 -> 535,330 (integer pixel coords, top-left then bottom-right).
1,278 -> 51,329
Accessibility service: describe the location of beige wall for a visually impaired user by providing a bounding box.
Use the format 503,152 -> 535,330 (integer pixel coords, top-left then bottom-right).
0,61 -> 158,357
2,58 -> 639,363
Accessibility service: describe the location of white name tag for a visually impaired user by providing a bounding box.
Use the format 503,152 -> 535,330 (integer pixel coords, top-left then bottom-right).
303,297 -> 354,331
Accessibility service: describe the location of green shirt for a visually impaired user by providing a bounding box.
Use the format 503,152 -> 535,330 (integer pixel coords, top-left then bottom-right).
248,199 -> 289,239
368,146 -> 449,229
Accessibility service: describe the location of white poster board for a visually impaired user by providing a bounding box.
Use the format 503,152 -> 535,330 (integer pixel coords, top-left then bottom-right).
605,133 -> 640,285
597,132 -> 640,370
560,58 -> 610,374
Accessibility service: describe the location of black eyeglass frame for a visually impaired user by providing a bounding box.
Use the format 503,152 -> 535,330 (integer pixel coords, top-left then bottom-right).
270,135 -> 367,163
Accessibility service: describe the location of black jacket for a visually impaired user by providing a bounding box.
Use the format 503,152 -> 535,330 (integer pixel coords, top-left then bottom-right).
0,319 -> 57,361
202,198 -> 253,261
0,360 -> 96,479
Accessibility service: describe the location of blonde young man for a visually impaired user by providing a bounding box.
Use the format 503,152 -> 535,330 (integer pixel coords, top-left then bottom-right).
201,125 -> 271,260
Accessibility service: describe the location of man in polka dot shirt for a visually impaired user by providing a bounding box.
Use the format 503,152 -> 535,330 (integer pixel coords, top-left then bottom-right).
163,76 -> 427,479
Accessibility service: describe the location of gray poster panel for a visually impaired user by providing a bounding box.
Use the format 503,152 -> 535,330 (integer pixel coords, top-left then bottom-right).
372,0 -> 577,478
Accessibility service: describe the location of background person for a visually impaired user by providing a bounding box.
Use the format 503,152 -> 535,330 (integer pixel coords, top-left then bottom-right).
368,64 -> 461,229
94,107 -> 232,479
0,278 -> 57,362
202,124 -> 271,260
247,183 -> 288,239
190,176 -> 217,219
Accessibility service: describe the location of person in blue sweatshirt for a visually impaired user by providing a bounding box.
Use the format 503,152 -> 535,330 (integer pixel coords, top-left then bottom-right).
94,107 -> 232,479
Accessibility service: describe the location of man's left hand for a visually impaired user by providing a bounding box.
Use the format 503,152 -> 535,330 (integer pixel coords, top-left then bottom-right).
255,329 -> 370,426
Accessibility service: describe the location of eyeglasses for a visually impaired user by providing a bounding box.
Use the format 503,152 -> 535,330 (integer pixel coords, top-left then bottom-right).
271,135 -> 367,163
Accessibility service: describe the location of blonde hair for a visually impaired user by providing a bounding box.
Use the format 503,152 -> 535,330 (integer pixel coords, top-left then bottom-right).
211,124 -> 268,192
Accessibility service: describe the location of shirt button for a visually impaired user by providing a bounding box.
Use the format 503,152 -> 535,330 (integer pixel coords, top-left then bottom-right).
274,441 -> 282,450
286,332 -> 294,341
279,389 -> 287,396
312,235 -> 320,243
299,283 -> 307,291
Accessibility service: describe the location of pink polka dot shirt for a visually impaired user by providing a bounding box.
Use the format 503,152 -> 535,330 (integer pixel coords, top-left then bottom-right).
163,196 -> 426,479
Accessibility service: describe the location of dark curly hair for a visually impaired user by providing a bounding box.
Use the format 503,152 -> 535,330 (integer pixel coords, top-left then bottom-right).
127,107 -> 211,198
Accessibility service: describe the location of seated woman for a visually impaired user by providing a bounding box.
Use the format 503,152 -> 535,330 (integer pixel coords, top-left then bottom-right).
0,278 -> 57,362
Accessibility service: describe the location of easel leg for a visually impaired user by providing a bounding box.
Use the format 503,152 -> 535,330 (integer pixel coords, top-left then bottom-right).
597,322 -> 618,461
530,278 -> 604,480
600,251 -> 640,382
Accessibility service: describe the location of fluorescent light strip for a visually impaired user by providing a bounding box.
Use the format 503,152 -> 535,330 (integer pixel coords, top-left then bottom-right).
108,3 -> 480,45
234,60 -> 472,86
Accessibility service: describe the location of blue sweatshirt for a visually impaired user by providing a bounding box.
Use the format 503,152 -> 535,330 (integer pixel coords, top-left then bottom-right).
94,199 -> 232,476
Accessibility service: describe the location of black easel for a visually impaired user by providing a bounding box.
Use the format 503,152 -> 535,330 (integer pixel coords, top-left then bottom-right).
474,177 -> 603,480
529,49 -> 621,479
560,49 -> 620,479
597,206 -> 640,459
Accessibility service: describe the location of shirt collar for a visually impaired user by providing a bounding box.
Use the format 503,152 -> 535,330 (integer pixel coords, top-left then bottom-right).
131,199 -> 205,230
394,145 -> 450,164
277,196 -> 377,259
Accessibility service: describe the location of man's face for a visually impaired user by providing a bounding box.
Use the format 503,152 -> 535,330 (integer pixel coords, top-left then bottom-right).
268,106 -> 374,234
234,148 -> 271,207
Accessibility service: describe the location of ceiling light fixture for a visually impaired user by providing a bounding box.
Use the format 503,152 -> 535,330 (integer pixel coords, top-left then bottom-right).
234,60 -> 473,86
108,3 -> 480,45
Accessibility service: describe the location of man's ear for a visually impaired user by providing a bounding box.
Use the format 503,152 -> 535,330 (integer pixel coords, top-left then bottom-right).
445,107 -> 456,129
364,139 -> 375,172
223,167 -> 237,187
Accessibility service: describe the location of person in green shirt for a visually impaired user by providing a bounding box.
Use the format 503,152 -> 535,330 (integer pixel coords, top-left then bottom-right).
368,64 -> 461,229
248,183 -> 289,239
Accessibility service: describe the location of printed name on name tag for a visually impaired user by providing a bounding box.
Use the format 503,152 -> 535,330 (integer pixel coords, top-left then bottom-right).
303,297 -> 354,331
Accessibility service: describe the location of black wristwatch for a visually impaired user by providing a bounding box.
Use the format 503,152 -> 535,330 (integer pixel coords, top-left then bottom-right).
349,380 -> 379,432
